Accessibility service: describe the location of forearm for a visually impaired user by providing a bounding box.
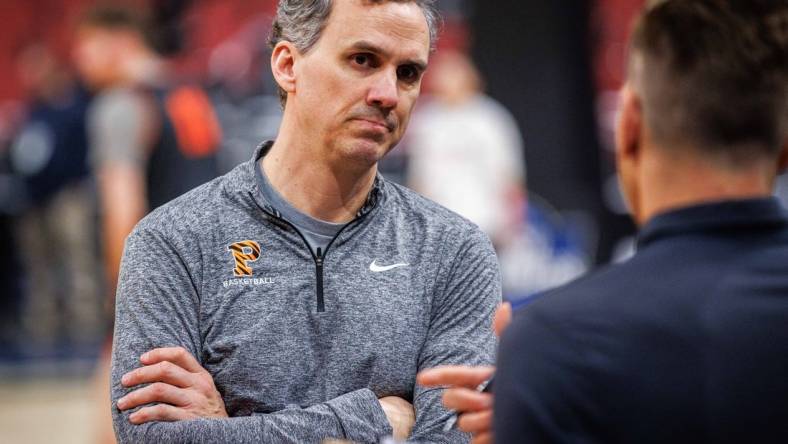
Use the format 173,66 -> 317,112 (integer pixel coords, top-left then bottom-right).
112,388 -> 392,444
98,164 -> 147,293
113,415 -> 261,444
408,387 -> 471,444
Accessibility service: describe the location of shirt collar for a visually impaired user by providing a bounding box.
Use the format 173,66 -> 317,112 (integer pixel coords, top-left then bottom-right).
251,140 -> 384,217
636,197 -> 788,249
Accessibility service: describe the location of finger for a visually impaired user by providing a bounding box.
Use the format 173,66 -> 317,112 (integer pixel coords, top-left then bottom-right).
117,382 -> 189,411
128,403 -> 190,424
442,388 -> 492,412
471,432 -> 493,444
457,409 -> 493,434
417,366 -> 495,388
122,360 -> 195,388
493,302 -> 512,337
140,347 -> 204,373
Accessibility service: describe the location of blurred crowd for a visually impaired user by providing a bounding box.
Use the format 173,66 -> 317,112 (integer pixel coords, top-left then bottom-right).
0,1 -> 283,365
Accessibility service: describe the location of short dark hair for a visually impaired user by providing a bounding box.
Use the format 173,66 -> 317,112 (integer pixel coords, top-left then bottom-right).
79,6 -> 154,49
628,0 -> 787,158
269,0 -> 441,106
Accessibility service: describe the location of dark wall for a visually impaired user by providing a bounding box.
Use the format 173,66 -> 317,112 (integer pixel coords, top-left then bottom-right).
470,0 -> 622,261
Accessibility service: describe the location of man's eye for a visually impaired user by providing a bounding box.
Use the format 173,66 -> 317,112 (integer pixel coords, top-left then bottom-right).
353,54 -> 371,66
397,65 -> 419,82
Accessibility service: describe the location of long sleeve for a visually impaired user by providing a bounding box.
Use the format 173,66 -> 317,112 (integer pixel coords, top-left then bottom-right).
111,227 -> 392,444
409,228 -> 501,443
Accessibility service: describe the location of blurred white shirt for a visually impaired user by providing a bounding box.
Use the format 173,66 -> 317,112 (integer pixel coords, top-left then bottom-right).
407,94 -> 525,241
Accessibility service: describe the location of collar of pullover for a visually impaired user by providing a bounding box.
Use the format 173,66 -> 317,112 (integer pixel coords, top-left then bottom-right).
249,140 -> 385,221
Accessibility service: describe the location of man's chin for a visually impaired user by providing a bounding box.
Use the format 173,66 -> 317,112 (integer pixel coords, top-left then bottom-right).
337,136 -> 394,167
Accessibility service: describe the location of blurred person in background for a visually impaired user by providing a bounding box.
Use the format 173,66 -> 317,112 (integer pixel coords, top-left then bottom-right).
206,16 -> 284,173
109,0 -> 499,442
9,42 -> 102,352
73,6 -> 220,297
407,48 -> 588,303
72,7 -> 222,443
407,48 -> 525,251
419,1 -> 788,443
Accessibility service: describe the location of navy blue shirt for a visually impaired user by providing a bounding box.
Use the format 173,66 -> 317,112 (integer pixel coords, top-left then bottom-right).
15,86 -> 91,204
495,198 -> 788,443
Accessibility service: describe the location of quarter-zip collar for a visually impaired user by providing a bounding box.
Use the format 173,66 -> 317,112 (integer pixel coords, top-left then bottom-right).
250,140 -> 384,226
246,140 -> 385,312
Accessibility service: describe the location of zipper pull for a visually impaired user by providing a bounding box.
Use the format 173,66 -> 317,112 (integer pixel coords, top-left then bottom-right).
315,247 -> 325,312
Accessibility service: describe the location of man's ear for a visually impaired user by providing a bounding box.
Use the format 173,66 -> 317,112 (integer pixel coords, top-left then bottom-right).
271,42 -> 298,97
614,84 -> 645,222
616,85 -> 643,163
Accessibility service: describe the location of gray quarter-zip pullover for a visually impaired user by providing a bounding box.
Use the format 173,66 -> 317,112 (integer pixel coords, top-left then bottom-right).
111,142 -> 501,443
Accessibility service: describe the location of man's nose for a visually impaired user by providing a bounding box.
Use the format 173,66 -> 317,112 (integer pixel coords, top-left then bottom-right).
366,70 -> 399,110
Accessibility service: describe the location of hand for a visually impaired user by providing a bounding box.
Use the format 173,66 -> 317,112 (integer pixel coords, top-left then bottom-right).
415,303 -> 512,444
116,346 -> 228,424
379,396 -> 415,440
417,366 -> 495,443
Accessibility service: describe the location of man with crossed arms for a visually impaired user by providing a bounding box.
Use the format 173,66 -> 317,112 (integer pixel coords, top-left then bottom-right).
110,0 -> 500,443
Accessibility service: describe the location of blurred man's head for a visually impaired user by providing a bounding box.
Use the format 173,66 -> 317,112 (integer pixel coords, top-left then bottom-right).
425,49 -> 482,105
72,7 -> 154,90
268,0 -> 438,170
616,0 -> 787,223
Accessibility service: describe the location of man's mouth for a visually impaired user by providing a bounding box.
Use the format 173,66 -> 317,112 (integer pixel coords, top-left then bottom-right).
350,116 -> 396,132
355,117 -> 393,131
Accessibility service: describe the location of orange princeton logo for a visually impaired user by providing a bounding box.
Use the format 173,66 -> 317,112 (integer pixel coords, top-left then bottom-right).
227,240 -> 261,276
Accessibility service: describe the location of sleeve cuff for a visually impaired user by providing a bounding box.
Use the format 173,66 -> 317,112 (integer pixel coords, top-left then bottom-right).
325,388 -> 393,443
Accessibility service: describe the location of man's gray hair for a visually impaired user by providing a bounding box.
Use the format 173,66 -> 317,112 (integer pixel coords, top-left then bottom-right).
269,0 -> 441,105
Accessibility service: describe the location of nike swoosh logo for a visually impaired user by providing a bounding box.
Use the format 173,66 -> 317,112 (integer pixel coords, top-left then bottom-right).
369,259 -> 409,273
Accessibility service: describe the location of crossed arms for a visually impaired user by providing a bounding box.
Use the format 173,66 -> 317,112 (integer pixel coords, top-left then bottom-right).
111,226 -> 500,443
114,346 -> 414,442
